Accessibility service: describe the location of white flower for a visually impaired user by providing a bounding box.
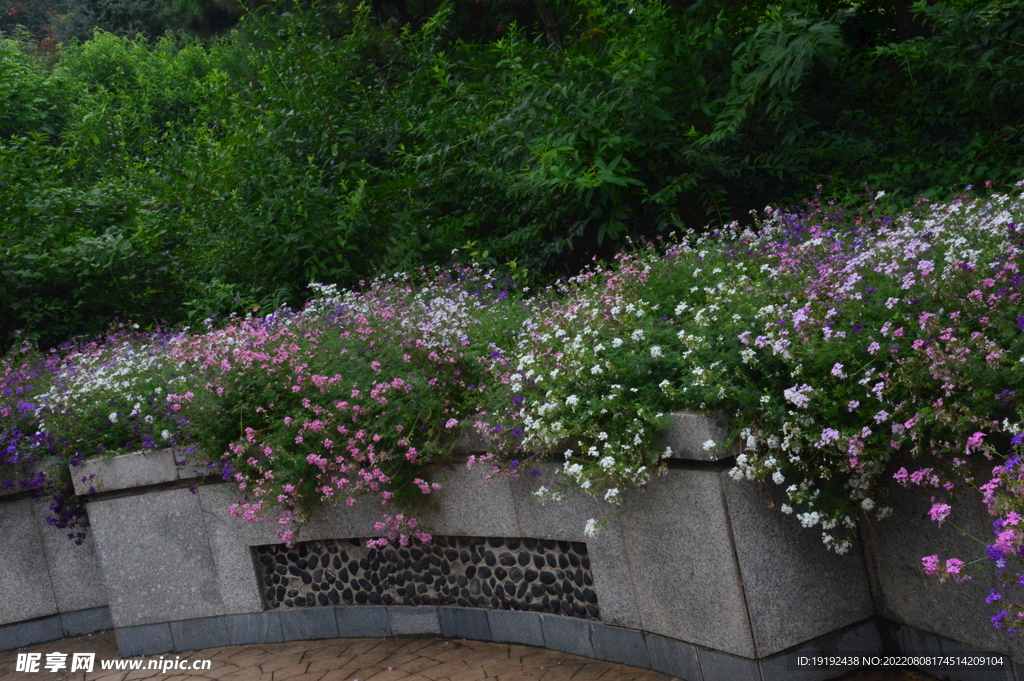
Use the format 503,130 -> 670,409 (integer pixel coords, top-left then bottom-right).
772,471 -> 785,485
533,486 -> 548,498
650,345 -> 663,359
798,511 -> 820,528
860,498 -> 875,511
599,456 -> 615,469
590,364 -> 603,375
662,446 -> 673,458
604,488 -> 620,502
161,430 -> 171,441
565,395 -> 579,407
611,337 -> 624,348
780,504 -> 793,514
702,439 -> 716,451
630,329 -> 645,341
109,412 -> 118,423
584,519 -> 598,537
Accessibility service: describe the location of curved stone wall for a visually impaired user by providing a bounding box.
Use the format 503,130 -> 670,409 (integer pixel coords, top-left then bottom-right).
0,413 -> 1018,681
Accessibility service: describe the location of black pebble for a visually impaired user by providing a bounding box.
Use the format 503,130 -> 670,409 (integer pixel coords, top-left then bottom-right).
368,592 -> 382,604
494,567 -> 507,580
540,571 -> 556,585
533,555 -> 545,570
524,569 -> 538,582
485,552 -> 496,567
478,566 -> 492,579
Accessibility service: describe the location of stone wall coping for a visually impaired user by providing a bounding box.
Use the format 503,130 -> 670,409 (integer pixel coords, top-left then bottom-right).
69,411 -> 735,495
70,448 -> 211,496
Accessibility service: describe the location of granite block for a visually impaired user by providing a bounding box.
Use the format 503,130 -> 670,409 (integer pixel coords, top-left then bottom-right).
659,411 -> 735,461
171,617 -> 230,652
439,607 -> 491,641
225,612 -> 283,645
72,449 -> 179,495
487,610 -> 545,648
279,608 -> 339,641
453,422 -> 492,454
698,646 -> 761,681
198,483 -> 381,618
721,474 -> 873,657
645,633 -> 703,681
116,623 -> 174,657
618,469 -> 756,657
87,488 -> 224,628
509,464 -> 643,629
336,606 -> 392,638
0,616 -> 63,652
759,619 -> 882,681
540,614 -> 593,658
0,498 -> 58,626
33,502 -> 107,613
425,466 -> 520,538
61,607 -> 113,638
389,606 -> 441,636
591,622 -> 650,668
864,483 -> 1010,656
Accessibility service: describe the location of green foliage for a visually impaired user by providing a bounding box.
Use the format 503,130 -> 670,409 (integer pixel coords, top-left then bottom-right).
3,0 -> 1024,351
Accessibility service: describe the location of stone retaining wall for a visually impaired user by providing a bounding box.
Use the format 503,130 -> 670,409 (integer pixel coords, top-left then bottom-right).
0,412 -> 1017,681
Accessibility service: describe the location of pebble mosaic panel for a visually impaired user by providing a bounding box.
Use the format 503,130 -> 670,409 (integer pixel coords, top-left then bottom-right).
255,536 -> 599,619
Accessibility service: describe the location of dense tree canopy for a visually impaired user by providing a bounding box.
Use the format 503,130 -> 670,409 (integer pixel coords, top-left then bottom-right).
1,0 -> 1023,349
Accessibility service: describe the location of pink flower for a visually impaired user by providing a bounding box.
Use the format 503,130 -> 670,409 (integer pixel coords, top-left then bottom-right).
922,555 -> 939,576
928,501 -> 951,526
966,432 -> 985,454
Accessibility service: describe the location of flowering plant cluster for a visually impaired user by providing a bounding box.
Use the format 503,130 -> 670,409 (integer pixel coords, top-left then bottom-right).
485,185 -> 1023,556
2,184 -> 1024,629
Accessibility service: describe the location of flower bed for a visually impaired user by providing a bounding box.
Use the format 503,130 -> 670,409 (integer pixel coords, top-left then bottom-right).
3,183 -> 1024,633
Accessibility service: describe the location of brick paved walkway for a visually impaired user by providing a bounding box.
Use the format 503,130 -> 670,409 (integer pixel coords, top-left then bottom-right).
0,631 -> 937,681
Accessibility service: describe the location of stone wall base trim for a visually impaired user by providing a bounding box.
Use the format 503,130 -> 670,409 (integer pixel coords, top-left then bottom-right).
0,607 -> 112,653
100,610 -> 1019,681
878,619 -> 1016,681
60,606 -> 113,639
0,615 -> 64,652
